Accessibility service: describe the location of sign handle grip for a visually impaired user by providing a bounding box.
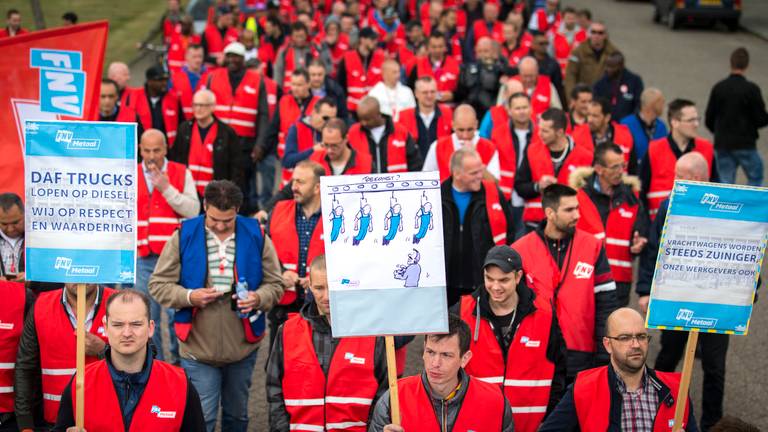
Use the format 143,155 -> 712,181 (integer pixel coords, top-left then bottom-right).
385,336 -> 401,425
75,283 -> 86,428
673,330 -> 698,432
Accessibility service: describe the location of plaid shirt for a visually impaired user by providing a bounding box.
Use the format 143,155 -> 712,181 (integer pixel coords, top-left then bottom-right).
616,367 -> 658,432
295,203 -> 320,278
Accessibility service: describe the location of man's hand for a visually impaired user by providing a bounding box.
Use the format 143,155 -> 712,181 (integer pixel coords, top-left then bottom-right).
254,210 -> 269,223
538,175 -> 557,192
438,91 -> 453,102
282,270 -> 300,288
383,425 -> 405,432
84,332 -> 106,357
298,277 -> 310,290
251,146 -> 265,163
149,163 -> 171,193
189,288 -> 224,308
312,143 -> 324,152
13,271 -> 25,282
233,291 -> 261,314
638,295 -> 650,314
630,231 -> 648,254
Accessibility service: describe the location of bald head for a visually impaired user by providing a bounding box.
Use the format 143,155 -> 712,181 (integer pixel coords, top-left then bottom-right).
139,129 -> 168,169
675,152 -> 709,182
453,104 -> 477,123
381,59 -> 401,86
193,89 -> 216,123
193,89 -> 216,105
357,96 -> 385,129
140,129 -> 166,148
606,307 -> 645,336
107,62 -> 131,90
518,57 -> 539,89
504,79 -> 525,103
453,104 -> 478,142
475,37 -> 495,63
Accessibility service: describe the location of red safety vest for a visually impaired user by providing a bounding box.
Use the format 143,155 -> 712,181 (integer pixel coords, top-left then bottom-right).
207,68 -> 262,138
489,106 -> 518,200
170,68 -> 208,120
137,161 -> 188,257
35,288 -> 114,423
0,281 -> 24,412
73,359 -> 187,432
310,148 -> 373,176
461,296 -> 554,432
279,45 -> 319,92
414,56 -> 460,94
398,105 -> 453,142
512,75 -> 552,118
575,189 -> 638,283
501,42 -> 530,67
122,88 -> 180,146
435,135 -> 497,182
281,316 -> 378,432
512,229 -> 601,353
167,33 -> 202,73
368,15 -> 406,55
203,24 -> 239,59
344,50 -> 386,111
399,374 -> 506,432
551,30 -> 585,75
347,123 -> 410,173
531,10 -> 561,33
574,366 -> 691,432
187,122 -> 219,195
264,76 -> 279,121
571,122 -> 635,171
278,95 -> 319,158
483,180 -> 509,246
646,137 -> 713,219
269,200 -> 325,304
522,142 -> 593,223
473,20 -> 504,46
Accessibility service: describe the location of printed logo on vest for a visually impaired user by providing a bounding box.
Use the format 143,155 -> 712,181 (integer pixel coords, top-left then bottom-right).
536,94 -> 548,102
151,405 -> 177,419
525,340 -> 541,348
618,208 -> 634,218
392,139 -> 406,148
344,352 -> 366,365
244,85 -> 257,94
0,321 -> 14,330
572,262 -> 594,279
492,203 -> 502,211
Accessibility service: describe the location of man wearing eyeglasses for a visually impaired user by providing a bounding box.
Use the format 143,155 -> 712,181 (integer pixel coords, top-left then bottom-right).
570,143 -> 649,307
540,307 -> 699,431
171,89 -> 244,198
281,97 -> 338,175
572,97 -> 637,175
640,99 -> 718,220
563,21 -> 620,104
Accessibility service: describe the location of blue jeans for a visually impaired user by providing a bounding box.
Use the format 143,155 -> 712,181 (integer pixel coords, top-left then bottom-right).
135,255 -> 178,361
254,153 -> 277,210
181,348 -> 258,432
716,149 -> 764,186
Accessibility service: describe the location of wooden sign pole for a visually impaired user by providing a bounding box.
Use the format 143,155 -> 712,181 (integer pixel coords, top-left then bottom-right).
75,283 -> 86,428
672,329 -> 699,432
384,336 -> 401,425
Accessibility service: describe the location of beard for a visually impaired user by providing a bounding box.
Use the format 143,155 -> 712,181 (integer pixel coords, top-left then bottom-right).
555,219 -> 576,235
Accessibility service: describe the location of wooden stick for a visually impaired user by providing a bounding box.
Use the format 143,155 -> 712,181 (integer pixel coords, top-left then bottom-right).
75,283 -> 86,428
385,336 -> 401,425
672,330 -> 698,432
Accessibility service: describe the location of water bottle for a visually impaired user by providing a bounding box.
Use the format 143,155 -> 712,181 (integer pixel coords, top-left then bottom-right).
233,277 -> 249,318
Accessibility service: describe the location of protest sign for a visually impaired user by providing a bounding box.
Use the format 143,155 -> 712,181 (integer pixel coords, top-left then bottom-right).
320,171 -> 449,337
0,22 -> 108,200
24,120 -> 137,284
647,180 -> 768,334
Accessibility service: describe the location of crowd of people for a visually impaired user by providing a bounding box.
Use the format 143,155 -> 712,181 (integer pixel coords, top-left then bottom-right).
1,0 -> 768,431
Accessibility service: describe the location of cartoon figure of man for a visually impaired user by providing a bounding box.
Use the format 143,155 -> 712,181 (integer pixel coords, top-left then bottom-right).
383,196 -> 403,246
413,193 -> 434,244
394,249 -> 422,287
329,201 -> 345,242
353,197 -> 373,246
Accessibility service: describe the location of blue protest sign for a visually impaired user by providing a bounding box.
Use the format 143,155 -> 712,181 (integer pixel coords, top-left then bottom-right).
24,120 -> 137,284
647,181 -> 768,335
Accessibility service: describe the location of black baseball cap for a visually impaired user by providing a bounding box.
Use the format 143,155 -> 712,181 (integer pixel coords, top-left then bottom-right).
145,64 -> 169,81
359,27 -> 379,40
483,246 -> 523,273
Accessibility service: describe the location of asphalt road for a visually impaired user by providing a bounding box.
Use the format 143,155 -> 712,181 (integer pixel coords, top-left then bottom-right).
137,1 -> 768,429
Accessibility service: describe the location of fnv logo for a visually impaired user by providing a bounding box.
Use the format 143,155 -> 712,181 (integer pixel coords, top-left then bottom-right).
699,193 -> 743,214
54,129 -> 101,150
30,49 -> 87,117
54,256 -> 100,277
572,262 -> 594,279
150,405 -> 177,419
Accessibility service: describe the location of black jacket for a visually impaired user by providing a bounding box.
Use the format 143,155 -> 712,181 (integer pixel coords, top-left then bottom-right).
469,282 -> 568,415
441,179 -> 515,307
169,116 -> 244,192
357,118 -> 423,173
318,76 -> 349,123
705,73 -> 768,150
539,366 -> 699,432
455,59 -> 514,119
593,68 -> 644,123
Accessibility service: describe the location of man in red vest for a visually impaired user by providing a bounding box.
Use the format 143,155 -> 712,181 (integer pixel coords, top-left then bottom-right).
369,314 -> 514,431
265,160 -> 325,349
0,281 -> 32,431
0,9 -> 26,38
271,69 -> 319,175
14,284 -> 114,430
53,289 -> 206,431
640,99 -> 718,220
282,97 -> 338,175
539,308 -> 698,431
570,143 -> 649,307
528,0 -> 561,33
171,89 -> 244,195
267,255 -> 388,431
572,97 -> 637,174
567,84 -> 592,131
408,31 -> 460,105
170,44 -> 209,120
515,108 -> 592,231
514,57 -> 562,119
512,184 -> 618,381
135,129 -> 200,364
202,5 -> 238,66
399,76 -> 454,159
336,27 -> 386,115
310,119 -> 373,175
121,65 -> 183,148
461,246 -> 567,432
348,97 -> 422,174
500,21 -> 531,68
98,79 -> 137,123
466,1 -> 504,54
441,148 -> 514,308
273,22 -> 325,93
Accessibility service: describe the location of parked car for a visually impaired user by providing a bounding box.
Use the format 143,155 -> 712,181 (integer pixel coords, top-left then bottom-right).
653,0 -> 741,31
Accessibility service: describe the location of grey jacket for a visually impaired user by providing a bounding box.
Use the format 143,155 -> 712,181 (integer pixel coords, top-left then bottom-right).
367,370 -> 514,432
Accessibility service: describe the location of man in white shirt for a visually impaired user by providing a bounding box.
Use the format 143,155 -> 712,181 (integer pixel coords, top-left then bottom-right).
0,193 -> 24,281
367,59 -> 416,122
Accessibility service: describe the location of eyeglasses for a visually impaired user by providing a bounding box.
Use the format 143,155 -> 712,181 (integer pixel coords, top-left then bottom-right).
606,334 -> 652,344
600,162 -> 627,171
590,30 -> 606,35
